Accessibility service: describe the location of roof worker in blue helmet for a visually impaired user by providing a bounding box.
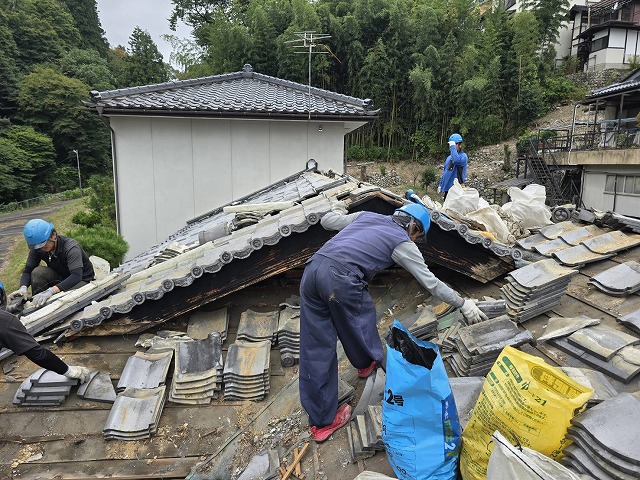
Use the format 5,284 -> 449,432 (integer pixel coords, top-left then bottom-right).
7,219 -> 95,309
299,200 -> 486,443
438,133 -> 468,199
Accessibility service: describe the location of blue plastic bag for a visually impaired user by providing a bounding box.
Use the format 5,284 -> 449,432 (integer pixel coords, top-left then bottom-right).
382,320 -> 461,480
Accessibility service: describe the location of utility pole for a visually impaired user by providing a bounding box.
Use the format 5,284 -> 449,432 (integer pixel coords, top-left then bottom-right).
72,149 -> 83,194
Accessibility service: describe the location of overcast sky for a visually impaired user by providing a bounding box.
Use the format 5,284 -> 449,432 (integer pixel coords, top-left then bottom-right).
95,0 -> 191,65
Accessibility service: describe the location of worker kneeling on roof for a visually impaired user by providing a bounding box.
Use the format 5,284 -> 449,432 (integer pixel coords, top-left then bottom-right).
7,219 -> 95,308
299,200 -> 486,442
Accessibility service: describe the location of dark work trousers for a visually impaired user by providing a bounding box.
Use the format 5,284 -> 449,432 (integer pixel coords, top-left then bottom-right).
299,255 -> 383,428
31,266 -> 86,294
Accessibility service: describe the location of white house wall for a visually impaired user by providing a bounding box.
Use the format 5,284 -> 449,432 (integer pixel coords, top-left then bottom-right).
110,116 -> 352,258
582,165 -> 640,216
588,28 -> 640,71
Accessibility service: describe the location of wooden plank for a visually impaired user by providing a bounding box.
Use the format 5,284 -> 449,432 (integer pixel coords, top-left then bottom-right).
14,457 -> 198,479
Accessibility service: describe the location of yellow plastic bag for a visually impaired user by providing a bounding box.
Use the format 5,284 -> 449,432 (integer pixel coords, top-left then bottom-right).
460,346 -> 592,480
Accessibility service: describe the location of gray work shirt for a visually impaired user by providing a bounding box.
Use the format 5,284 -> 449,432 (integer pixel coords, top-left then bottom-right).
320,210 -> 464,308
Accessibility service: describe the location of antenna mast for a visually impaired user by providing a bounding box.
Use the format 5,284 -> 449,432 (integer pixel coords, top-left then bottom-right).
285,31 -> 331,118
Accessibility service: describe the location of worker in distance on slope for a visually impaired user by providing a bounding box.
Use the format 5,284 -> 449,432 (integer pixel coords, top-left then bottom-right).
0,306 -> 91,384
299,200 -> 487,442
438,133 -> 468,199
7,219 -> 95,309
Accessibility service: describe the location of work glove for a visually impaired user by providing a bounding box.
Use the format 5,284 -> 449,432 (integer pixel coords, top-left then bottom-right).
460,299 -> 488,325
448,140 -> 456,147
64,365 -> 91,384
32,288 -> 55,308
330,200 -> 348,215
8,286 -> 28,302
437,185 -> 442,194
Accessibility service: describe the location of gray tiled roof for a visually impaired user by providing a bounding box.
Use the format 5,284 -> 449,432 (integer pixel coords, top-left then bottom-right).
88,64 -> 379,118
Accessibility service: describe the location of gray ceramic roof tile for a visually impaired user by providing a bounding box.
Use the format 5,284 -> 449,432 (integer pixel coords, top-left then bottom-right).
538,316 -> 601,341
560,368 -> 618,405
531,237 -> 571,256
507,258 -> 577,289
589,261 -> 640,296
538,221 -> 580,240
117,350 -> 173,391
567,325 -> 640,361
582,231 -> 640,254
570,393 -> 640,465
619,308 -> 640,334
559,225 -> 607,245
566,427 -> 640,477
89,64 -> 378,118
552,244 -> 616,267
187,308 -> 229,341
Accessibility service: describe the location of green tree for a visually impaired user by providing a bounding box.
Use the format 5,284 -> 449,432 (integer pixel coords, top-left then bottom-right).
4,0 -> 81,70
122,27 -> 169,86
0,137 -> 32,201
17,67 -> 111,177
0,12 -> 19,116
60,49 -> 117,91
60,0 -> 109,57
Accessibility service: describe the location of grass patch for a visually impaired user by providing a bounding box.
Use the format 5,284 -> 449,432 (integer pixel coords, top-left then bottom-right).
0,199 -> 88,293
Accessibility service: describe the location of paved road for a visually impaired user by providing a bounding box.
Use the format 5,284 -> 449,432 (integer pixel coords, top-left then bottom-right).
0,200 -> 76,274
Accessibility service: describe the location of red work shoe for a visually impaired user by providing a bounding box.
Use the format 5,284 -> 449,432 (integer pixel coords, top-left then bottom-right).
310,403 -> 352,442
357,361 -> 377,378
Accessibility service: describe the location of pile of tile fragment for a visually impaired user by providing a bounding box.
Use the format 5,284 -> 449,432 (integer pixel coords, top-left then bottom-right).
446,315 -> 534,377
348,369 -> 385,462
12,369 -> 77,406
169,333 -> 224,404
500,258 -> 577,323
561,393 -> 640,478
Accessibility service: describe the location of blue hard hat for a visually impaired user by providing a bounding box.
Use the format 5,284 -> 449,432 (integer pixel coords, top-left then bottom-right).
449,133 -> 463,143
395,203 -> 431,235
23,219 -> 54,249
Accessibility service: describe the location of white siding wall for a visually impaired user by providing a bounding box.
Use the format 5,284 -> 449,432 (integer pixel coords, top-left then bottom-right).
582,165 -> 640,216
111,116 -> 356,258
588,29 -> 640,70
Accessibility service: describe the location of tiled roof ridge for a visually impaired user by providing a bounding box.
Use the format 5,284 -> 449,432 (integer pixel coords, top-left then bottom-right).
90,63 -> 372,108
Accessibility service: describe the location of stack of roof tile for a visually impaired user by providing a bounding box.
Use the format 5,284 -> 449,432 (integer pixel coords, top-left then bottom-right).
588,261 -> 640,296
187,307 -> 229,343
116,350 -> 173,392
236,309 -> 279,343
348,405 -> 384,462
223,340 -> 271,401
561,393 -> 640,478
500,258 -> 578,323
12,369 -> 77,406
276,306 -> 300,367
407,306 -> 438,340
446,316 -> 534,377
103,386 -> 167,440
169,332 -> 224,404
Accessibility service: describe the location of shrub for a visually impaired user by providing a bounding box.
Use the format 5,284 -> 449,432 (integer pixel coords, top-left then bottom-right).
72,210 -> 102,228
421,166 -> 437,191
68,225 -> 128,268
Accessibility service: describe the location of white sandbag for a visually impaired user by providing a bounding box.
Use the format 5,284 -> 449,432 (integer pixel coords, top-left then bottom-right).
508,184 -> 547,205
502,201 -> 552,229
442,179 -> 480,215
487,431 -> 585,480
465,207 -> 514,245
503,183 -> 552,229
420,195 -> 442,211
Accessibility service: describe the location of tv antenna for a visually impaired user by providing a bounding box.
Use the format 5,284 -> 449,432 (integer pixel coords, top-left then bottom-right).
285,31 -> 331,118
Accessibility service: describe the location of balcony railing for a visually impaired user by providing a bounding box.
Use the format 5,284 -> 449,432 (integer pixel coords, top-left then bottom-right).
528,121 -> 640,153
